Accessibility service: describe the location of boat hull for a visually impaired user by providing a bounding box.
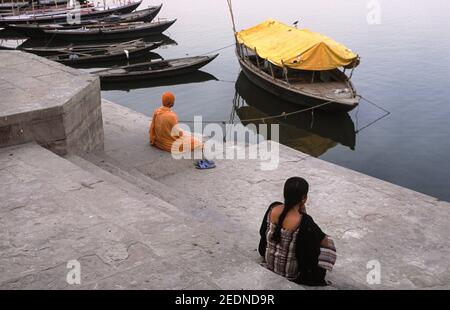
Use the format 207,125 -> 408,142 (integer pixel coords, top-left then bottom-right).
0,1 -> 142,25
5,6 -> 163,38
44,19 -> 176,42
98,54 -> 218,83
238,55 -> 358,112
21,39 -> 145,55
52,44 -> 160,65
101,70 -> 218,91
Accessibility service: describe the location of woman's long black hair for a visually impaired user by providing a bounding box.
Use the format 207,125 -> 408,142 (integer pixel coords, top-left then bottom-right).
271,177 -> 309,243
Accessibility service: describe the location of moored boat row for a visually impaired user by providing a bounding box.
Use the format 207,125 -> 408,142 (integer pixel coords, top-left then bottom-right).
43,19 -> 177,42
1,1 -> 361,114
0,0 -> 142,25
3,4 -> 163,36
0,1 -> 218,86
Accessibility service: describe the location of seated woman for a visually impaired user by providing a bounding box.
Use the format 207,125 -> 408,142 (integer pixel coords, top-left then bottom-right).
258,177 -> 337,286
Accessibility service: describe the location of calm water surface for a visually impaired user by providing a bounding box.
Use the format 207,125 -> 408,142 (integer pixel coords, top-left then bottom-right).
99,0 -> 449,201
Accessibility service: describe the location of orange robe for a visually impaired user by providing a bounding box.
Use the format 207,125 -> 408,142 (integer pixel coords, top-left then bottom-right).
149,106 -> 202,154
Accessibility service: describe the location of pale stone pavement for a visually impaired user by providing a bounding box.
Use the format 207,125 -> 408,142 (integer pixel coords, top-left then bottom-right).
0,143 -> 300,289
98,100 -> 450,289
1,98 -> 449,289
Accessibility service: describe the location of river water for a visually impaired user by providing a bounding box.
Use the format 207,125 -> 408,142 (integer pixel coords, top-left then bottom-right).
102,0 -> 450,202
18,0 -> 450,201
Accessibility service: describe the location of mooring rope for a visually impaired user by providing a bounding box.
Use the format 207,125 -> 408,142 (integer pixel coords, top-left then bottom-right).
177,94 -> 391,137
199,43 -> 235,56
216,79 -> 237,84
177,100 -> 335,124
355,95 -> 391,134
358,94 -> 391,115
236,100 -> 335,123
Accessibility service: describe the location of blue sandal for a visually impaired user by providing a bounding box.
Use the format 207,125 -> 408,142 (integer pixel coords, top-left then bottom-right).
195,160 -> 216,170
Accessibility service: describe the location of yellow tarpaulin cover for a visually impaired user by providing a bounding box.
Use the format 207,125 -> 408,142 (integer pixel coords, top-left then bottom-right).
236,19 -> 358,71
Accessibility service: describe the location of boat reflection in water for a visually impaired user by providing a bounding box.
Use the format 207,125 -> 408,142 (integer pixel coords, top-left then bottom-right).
0,27 -> 25,39
234,72 -> 356,157
101,69 -> 218,91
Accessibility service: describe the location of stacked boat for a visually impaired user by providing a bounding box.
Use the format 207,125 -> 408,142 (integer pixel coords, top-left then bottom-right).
0,1 -> 144,25
0,0 -> 218,84
39,39 -> 163,65
0,1 -> 69,15
4,4 -> 166,36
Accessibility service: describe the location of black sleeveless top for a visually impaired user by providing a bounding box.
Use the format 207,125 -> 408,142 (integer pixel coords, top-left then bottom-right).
259,202 -> 328,286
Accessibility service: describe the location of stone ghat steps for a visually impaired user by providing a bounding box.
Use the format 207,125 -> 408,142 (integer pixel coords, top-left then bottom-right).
70,152 -> 342,290
65,153 -> 302,290
98,100 -> 364,289
99,100 -> 450,289
74,151 -> 262,253
0,143 -> 300,289
73,152 -> 242,234
1,143 -> 205,289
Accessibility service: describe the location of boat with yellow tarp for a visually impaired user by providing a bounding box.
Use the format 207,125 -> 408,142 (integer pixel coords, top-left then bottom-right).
234,19 -> 360,112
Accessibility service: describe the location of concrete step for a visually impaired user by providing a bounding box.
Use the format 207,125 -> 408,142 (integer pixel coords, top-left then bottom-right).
67,153 -> 240,231
2,143 -> 216,289
74,152 -> 281,267
1,143 -> 301,289
65,153 -> 301,290
66,154 -> 182,219
99,100 -> 380,289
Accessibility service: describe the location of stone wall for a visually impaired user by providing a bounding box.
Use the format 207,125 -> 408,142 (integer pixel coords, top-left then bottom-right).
0,51 -> 103,155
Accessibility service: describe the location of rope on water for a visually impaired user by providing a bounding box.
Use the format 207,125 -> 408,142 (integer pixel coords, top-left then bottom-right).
237,100 -> 335,123
178,100 -> 335,124
355,95 -> 391,134
358,94 -> 391,115
178,95 -> 391,136
199,43 -> 235,56
217,79 -> 236,84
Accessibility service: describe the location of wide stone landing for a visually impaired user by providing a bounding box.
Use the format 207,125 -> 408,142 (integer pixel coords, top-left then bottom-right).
0,51 -> 103,155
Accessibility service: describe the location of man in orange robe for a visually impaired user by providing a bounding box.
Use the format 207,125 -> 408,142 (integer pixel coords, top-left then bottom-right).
149,92 -> 203,154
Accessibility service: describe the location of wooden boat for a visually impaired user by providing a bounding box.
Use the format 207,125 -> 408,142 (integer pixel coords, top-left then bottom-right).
21,38 -> 145,55
0,44 -> 14,50
101,4 -> 162,23
1,3 -> 91,17
63,51 -> 162,69
94,54 -> 218,83
101,70 -> 218,91
0,0 -> 142,25
234,19 -> 361,112
0,0 -> 80,16
0,2 -> 29,12
43,19 -> 176,42
45,41 -> 162,65
16,33 -> 176,52
5,5 -> 163,37
1,2 -> 114,17
37,0 -> 69,5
